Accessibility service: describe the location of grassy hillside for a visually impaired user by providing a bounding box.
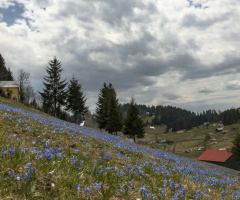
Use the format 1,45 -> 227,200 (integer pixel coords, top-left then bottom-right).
140,124 -> 237,159
0,97 -> 240,199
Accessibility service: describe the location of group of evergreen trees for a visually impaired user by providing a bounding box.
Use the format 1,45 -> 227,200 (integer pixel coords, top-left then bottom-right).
0,54 -> 14,82
39,57 -> 88,121
0,53 -> 36,105
95,83 -> 122,134
38,57 -> 145,141
0,53 -> 14,98
1,53 -> 240,163
122,104 -> 240,132
95,83 -> 145,141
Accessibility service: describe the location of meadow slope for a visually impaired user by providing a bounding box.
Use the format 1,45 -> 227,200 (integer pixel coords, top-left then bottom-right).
0,99 -> 239,199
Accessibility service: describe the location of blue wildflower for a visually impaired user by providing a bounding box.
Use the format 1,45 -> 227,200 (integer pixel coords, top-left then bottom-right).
76,184 -> 83,192
44,141 -> 49,148
85,187 -> 92,195
16,174 -> 21,183
102,154 -> 111,161
8,171 -> 14,177
24,171 -> 31,181
93,182 -> 103,190
49,170 -> 54,177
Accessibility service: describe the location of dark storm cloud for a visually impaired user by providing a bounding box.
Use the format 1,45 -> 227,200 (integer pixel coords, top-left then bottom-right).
198,89 -> 214,94
226,83 -> 240,90
182,12 -> 231,29
97,0 -> 158,26
163,93 -> 181,101
53,29 -> 170,92
1,0 -> 240,113
56,0 -> 158,27
176,53 -> 240,81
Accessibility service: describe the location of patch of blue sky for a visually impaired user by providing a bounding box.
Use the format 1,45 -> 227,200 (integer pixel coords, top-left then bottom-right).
187,0 -> 208,9
0,2 -> 25,26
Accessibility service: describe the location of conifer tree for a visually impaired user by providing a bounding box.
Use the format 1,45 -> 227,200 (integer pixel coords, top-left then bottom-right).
232,132 -> 240,164
39,57 -> 67,117
65,75 -> 88,124
95,83 -> 122,133
123,98 -> 145,142
95,83 -> 110,130
105,86 -> 123,134
0,53 -> 14,81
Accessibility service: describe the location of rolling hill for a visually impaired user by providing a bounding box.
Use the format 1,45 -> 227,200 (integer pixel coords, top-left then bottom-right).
0,97 -> 239,199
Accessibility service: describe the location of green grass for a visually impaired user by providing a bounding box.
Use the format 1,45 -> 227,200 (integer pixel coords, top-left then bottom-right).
140,123 -> 237,159
0,97 -> 240,199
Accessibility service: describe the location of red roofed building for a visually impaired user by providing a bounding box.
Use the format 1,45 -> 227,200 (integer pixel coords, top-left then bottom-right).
197,150 -> 232,162
197,150 -> 240,171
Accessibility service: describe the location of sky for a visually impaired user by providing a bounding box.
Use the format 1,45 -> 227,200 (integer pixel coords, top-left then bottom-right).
0,0 -> 240,114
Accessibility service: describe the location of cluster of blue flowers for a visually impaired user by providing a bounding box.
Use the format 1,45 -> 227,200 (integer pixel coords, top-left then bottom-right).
1,102 -> 240,199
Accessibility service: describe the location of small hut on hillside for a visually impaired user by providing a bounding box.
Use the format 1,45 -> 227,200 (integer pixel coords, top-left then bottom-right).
0,81 -> 20,101
197,149 -> 240,171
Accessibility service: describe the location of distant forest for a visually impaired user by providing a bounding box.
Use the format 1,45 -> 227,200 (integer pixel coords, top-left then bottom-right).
121,104 -> 240,132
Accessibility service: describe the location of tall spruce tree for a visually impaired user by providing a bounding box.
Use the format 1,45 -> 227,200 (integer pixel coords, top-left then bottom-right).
123,98 -> 145,142
95,83 -> 110,129
39,57 -> 67,117
0,53 -> 14,81
65,75 -> 88,124
105,86 -> 123,134
95,83 -> 122,134
232,132 -> 240,164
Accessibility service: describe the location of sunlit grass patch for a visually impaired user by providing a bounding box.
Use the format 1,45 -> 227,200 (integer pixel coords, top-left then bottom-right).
0,100 -> 240,199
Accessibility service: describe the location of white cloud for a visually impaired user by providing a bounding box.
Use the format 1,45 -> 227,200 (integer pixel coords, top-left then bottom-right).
0,0 -> 15,8
0,0 -> 240,113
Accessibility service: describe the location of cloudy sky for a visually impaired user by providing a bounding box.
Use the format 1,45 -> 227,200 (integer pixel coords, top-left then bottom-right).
0,0 -> 240,113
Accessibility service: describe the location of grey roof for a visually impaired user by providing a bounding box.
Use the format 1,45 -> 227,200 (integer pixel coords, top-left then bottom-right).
0,81 -> 20,88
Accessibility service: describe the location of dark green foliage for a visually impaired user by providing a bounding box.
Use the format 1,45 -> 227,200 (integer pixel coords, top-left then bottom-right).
95,83 -> 109,130
0,88 -> 6,98
122,104 -> 240,132
5,88 -> 13,99
65,75 -> 88,124
0,53 -> 14,81
123,98 -> 145,142
95,83 -> 122,134
232,132 -> 240,164
38,57 -> 67,118
105,88 -> 123,134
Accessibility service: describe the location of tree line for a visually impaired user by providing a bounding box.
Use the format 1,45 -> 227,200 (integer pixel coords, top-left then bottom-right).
95,83 -> 145,141
1,53 -> 240,163
122,103 -> 240,132
2,53 -> 240,143
0,54 -> 145,141
38,57 -> 145,141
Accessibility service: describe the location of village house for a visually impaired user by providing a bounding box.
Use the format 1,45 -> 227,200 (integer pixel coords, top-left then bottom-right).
0,81 -> 20,101
197,149 -> 240,171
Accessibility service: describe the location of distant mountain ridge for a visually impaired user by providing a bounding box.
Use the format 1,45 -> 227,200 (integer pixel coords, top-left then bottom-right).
121,104 -> 240,132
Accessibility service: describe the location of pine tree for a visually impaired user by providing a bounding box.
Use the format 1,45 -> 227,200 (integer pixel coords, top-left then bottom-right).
95,83 -> 122,133
123,98 -> 145,142
105,86 -> 123,134
65,75 -> 88,124
232,132 -> 240,164
39,57 -> 67,117
0,53 -> 14,81
95,83 -> 110,130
